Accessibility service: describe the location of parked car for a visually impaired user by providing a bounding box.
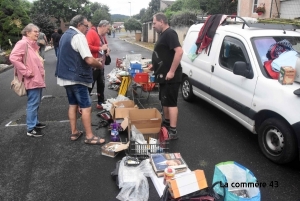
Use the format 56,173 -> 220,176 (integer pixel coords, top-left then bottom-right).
180,17 -> 300,164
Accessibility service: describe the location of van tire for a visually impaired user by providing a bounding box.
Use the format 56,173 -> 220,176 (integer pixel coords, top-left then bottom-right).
258,118 -> 297,164
181,76 -> 194,102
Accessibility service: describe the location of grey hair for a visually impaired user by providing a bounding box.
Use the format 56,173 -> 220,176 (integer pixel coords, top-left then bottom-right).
98,20 -> 110,27
69,15 -> 87,27
154,13 -> 168,24
21,23 -> 39,36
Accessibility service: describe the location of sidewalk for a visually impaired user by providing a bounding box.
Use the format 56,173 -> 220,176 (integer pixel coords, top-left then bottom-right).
0,46 -> 53,73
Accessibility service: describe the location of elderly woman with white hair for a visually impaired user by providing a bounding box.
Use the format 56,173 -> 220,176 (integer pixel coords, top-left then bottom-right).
9,23 -> 46,137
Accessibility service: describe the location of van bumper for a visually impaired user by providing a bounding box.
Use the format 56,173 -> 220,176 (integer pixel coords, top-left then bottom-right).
292,122 -> 300,160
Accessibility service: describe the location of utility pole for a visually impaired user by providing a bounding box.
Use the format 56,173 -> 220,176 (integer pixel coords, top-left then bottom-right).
128,2 -> 131,18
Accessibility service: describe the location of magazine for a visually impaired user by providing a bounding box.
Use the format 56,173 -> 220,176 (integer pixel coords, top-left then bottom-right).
150,153 -> 188,177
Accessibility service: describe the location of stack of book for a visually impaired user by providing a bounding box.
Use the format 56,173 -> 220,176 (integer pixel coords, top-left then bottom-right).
149,153 -> 188,177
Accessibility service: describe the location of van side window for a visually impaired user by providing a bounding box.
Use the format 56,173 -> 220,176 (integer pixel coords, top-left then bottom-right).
219,37 -> 247,71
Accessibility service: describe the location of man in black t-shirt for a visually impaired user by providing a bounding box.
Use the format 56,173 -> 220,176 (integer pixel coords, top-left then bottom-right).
150,13 -> 183,140
51,28 -> 62,57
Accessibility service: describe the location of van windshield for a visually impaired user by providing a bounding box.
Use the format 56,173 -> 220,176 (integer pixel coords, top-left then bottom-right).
252,36 -> 300,66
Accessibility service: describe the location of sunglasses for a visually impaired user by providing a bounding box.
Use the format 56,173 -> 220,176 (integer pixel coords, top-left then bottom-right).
81,23 -> 89,28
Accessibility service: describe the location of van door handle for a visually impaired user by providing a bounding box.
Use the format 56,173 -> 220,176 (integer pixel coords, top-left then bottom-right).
211,65 -> 214,72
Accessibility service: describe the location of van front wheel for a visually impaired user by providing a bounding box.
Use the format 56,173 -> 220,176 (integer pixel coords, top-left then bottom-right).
181,76 -> 194,102
258,118 -> 297,164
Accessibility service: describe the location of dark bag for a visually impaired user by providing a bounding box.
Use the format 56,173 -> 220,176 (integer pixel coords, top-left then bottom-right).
105,54 -> 111,65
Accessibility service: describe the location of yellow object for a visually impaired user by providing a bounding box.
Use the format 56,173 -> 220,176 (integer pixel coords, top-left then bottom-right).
119,76 -> 131,96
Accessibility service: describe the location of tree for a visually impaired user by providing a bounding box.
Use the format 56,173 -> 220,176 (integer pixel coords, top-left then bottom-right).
200,0 -> 238,15
182,0 -> 201,11
0,0 -> 30,49
31,13 -> 56,40
90,8 -> 111,26
124,18 -> 142,33
31,0 -> 90,25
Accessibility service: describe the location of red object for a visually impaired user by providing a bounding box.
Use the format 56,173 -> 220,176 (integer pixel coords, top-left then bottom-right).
116,58 -> 122,67
134,73 -> 148,83
257,12 -> 263,16
86,27 -> 101,58
141,83 -> 155,92
264,60 -> 279,79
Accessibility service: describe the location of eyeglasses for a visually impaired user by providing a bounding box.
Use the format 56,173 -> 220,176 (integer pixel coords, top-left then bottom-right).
81,23 -> 89,28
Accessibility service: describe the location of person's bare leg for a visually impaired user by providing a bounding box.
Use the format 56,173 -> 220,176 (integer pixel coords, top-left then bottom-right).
81,107 -> 105,143
168,107 -> 178,128
68,105 -> 78,134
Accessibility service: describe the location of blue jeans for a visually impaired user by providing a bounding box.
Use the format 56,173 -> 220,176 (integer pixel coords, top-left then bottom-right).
27,88 -> 43,131
54,46 -> 59,57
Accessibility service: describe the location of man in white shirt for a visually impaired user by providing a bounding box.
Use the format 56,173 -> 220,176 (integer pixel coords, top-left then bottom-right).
55,15 -> 105,145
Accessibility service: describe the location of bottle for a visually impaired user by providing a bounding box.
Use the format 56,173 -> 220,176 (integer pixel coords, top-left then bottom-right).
110,121 -> 120,142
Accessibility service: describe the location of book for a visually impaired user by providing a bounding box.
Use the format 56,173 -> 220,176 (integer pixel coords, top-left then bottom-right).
150,153 -> 188,177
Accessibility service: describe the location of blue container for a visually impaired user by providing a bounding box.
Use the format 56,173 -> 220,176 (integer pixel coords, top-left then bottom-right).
130,62 -> 142,69
150,75 -> 155,82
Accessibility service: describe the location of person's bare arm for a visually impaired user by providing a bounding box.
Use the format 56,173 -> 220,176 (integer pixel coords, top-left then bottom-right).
84,57 -> 103,69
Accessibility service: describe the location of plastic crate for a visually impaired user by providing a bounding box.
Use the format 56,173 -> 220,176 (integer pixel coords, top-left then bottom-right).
134,73 -> 149,83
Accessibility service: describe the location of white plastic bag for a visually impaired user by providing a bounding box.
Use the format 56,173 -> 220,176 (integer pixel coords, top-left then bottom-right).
116,157 -> 153,201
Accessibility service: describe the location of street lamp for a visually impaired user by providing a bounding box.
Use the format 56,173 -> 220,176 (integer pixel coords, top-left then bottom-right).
128,2 -> 131,18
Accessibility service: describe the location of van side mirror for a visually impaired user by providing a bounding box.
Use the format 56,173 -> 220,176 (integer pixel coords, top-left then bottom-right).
233,61 -> 254,79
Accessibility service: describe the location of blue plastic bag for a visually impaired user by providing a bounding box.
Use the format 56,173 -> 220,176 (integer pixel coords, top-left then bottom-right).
212,161 -> 261,201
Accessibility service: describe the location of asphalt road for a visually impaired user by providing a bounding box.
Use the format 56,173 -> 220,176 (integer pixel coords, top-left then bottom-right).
0,31 -> 300,201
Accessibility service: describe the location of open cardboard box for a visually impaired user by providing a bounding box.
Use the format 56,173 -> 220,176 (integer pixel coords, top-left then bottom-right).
127,108 -> 162,140
101,142 -> 130,158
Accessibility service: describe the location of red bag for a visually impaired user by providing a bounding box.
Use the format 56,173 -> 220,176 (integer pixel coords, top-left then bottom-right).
159,126 -> 169,148
264,60 -> 279,79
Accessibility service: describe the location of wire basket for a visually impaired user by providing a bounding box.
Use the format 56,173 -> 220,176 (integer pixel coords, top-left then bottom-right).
128,139 -> 169,160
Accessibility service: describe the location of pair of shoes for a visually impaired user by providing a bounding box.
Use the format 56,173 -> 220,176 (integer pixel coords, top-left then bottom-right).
70,131 -> 84,141
168,130 -> 178,140
84,136 -> 105,145
35,122 -> 46,129
97,104 -> 103,110
27,129 -> 43,137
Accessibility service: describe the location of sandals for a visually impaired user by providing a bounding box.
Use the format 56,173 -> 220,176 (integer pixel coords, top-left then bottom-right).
84,136 -> 105,145
70,131 -> 84,141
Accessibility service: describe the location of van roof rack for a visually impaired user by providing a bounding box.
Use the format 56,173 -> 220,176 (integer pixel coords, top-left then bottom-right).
224,15 -> 300,31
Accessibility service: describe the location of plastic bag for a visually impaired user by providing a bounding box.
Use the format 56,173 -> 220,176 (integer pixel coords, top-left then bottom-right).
131,125 -> 146,142
116,157 -> 153,201
212,161 -> 261,201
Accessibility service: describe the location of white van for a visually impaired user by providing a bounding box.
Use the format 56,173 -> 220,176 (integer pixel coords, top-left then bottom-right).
180,17 -> 300,164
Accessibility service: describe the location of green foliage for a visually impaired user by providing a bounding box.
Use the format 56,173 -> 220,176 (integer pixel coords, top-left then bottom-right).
31,0 -> 90,24
182,0 -> 201,11
90,7 -> 111,26
140,0 -> 160,23
0,0 -> 30,49
30,13 -> 56,39
124,18 -> 142,33
169,10 -> 198,27
83,2 -> 111,25
167,0 -> 184,12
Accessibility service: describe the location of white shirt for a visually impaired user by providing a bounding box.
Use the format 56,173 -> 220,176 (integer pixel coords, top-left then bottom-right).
57,26 -> 92,87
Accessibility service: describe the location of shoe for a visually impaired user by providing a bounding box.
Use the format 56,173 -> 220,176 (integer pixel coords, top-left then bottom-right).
27,129 -> 43,137
84,136 -> 105,145
35,123 -> 46,129
70,131 -> 84,141
168,130 -> 178,140
97,104 -> 103,110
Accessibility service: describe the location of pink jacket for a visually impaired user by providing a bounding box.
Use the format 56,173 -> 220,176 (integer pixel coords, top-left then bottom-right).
10,36 -> 46,89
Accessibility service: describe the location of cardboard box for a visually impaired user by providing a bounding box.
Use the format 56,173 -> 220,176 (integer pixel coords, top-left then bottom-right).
128,108 -> 162,140
278,66 -> 296,85
113,100 -> 139,119
167,170 -> 208,198
101,142 -> 129,158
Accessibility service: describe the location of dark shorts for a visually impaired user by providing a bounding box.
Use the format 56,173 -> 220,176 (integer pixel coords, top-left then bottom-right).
159,83 -> 181,107
64,84 -> 91,108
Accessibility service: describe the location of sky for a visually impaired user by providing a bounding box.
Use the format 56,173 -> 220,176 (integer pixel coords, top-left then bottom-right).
91,0 -> 152,16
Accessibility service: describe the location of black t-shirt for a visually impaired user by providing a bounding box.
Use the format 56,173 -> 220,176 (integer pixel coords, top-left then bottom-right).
152,28 -> 182,83
51,32 -> 61,47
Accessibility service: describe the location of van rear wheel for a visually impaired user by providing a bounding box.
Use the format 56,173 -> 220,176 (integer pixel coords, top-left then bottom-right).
181,76 -> 194,101
258,118 -> 297,164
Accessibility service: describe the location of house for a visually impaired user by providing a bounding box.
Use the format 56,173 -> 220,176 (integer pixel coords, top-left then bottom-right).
160,0 -> 176,10
238,0 -> 300,19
